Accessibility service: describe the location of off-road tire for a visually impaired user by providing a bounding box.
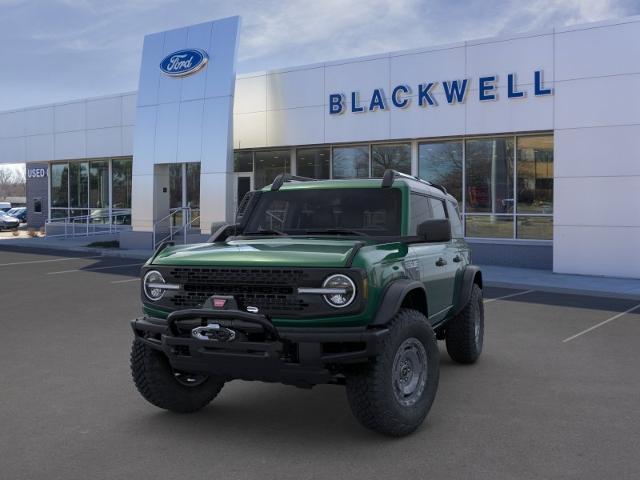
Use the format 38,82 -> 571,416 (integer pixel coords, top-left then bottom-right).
131,339 -> 225,413
445,284 -> 484,364
345,309 -> 439,437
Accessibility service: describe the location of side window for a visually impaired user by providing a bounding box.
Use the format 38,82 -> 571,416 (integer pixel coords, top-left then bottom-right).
409,193 -> 433,235
429,198 -> 447,220
446,201 -> 464,238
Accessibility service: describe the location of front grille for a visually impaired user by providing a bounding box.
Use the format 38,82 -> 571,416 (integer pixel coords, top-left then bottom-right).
165,267 -> 313,315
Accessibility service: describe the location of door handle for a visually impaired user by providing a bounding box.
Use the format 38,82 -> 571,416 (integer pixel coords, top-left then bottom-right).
435,257 -> 447,267
453,255 -> 462,263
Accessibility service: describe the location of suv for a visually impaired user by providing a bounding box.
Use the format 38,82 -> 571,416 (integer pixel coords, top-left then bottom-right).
130,170 -> 483,436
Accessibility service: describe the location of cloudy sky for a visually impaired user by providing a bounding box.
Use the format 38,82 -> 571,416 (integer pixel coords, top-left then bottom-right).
0,0 -> 638,112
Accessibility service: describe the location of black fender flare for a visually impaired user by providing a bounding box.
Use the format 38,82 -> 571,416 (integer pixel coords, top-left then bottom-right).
370,279 -> 428,326
452,265 -> 483,316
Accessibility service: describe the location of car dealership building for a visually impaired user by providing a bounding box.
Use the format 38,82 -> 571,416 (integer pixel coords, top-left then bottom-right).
0,15 -> 639,278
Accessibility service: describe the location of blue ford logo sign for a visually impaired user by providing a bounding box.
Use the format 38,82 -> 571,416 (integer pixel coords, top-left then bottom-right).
159,49 -> 208,77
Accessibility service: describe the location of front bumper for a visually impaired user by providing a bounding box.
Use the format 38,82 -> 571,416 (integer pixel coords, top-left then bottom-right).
130,308 -> 388,387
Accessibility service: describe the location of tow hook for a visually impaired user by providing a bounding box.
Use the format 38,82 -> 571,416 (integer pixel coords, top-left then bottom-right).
191,323 -> 236,342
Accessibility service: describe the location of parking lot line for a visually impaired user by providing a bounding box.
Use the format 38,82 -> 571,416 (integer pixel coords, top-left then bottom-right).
484,289 -> 535,304
47,263 -> 144,275
110,278 -> 139,284
0,255 -> 102,267
562,303 -> 640,343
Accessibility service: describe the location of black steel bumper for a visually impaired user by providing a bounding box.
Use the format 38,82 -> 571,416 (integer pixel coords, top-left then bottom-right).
130,309 -> 388,387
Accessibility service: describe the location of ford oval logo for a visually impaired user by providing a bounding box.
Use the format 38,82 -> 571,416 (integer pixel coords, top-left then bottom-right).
159,49 -> 208,77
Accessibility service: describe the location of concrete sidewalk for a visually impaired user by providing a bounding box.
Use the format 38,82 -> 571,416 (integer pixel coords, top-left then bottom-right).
480,264 -> 640,300
1,236 -> 639,300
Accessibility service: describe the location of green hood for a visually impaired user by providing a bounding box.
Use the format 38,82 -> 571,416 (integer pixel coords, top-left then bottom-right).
151,237 -> 365,268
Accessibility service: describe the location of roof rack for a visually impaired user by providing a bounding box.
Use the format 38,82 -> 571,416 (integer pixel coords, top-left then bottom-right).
381,169 -> 448,195
270,173 -> 316,191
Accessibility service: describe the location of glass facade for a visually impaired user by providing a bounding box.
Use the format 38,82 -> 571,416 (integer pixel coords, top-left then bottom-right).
227,133 -> 554,241
49,157 -> 132,223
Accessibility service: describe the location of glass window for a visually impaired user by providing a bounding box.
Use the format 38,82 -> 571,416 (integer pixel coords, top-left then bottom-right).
409,193 -> 433,235
186,163 -> 201,228
465,215 -> 513,238
371,143 -> 411,177
332,146 -> 369,179
418,141 -> 463,202
33,198 -> 42,214
446,201 -> 464,238
254,150 -> 290,189
69,162 -> 88,208
517,135 -> 553,214
89,161 -> 109,209
234,151 -> 253,172
51,163 -> 69,208
296,147 -> 330,179
169,164 -> 183,209
465,137 -> 514,214
112,158 -> 132,210
429,198 -> 447,220
244,188 -> 402,236
517,216 -> 552,240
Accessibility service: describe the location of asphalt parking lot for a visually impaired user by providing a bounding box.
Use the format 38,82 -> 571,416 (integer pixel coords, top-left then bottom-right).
0,246 -> 638,480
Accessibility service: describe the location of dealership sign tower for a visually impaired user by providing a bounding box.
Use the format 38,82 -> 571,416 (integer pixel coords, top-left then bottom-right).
127,17 -> 240,243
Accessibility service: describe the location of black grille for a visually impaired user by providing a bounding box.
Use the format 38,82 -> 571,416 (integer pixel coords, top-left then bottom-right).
165,267 -> 312,315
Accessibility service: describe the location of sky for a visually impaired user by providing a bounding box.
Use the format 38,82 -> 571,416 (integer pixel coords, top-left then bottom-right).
0,0 -> 639,114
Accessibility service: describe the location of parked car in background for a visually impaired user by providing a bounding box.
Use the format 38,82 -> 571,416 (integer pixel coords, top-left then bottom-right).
0,212 -> 20,230
7,207 -> 27,223
0,202 -> 12,212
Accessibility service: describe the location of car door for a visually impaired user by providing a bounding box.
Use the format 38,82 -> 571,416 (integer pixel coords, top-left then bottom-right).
407,193 -> 455,324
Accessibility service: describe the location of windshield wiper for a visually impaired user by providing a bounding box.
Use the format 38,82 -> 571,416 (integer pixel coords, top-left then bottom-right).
303,228 -> 369,237
244,228 -> 288,236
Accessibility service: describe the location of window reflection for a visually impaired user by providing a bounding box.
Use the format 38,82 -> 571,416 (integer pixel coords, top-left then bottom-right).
254,150 -> 290,189
418,141 -> 463,202
465,137 -> 514,214
517,136 -> 553,214
371,144 -> 411,177
332,146 -> 369,178
296,147 -> 330,179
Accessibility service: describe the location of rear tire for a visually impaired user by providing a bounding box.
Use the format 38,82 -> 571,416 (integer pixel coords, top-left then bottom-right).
445,284 -> 484,364
345,309 -> 439,436
130,339 -> 225,413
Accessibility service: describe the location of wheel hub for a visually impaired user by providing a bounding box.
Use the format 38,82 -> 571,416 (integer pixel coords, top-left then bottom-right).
392,337 -> 428,407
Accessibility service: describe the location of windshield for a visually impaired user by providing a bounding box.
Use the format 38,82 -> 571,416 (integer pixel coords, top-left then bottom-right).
243,188 -> 402,237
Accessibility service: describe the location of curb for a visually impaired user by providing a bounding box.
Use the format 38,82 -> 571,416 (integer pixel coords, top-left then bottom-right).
0,240 -> 152,260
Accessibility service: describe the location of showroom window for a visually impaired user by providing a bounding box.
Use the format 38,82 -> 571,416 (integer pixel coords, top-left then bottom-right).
418,140 -> 463,202
49,157 -> 132,223
371,143 -> 411,177
332,145 -> 369,178
297,147 -> 330,179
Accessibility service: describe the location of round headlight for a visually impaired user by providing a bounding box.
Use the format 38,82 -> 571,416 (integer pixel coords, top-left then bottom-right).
143,270 -> 166,301
322,274 -> 356,308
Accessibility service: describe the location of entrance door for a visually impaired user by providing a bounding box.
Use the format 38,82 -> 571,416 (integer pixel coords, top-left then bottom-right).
234,173 -> 253,214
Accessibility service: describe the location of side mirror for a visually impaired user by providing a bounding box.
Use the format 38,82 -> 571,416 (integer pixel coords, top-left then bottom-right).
417,219 -> 451,243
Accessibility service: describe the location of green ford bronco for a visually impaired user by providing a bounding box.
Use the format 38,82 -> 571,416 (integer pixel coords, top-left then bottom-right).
130,170 -> 484,436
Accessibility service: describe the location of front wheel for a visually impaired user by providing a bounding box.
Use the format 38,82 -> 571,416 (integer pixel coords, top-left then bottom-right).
345,309 -> 440,436
130,340 -> 225,413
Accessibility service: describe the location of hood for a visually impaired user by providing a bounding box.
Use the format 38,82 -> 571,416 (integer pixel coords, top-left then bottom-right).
151,237 -> 368,268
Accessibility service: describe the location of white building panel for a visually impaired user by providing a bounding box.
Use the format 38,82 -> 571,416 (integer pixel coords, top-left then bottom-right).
267,106 -> 324,147
324,107 -> 390,144
25,134 -> 54,162
267,67 -> 324,111
54,101 -> 85,133
121,94 -> 137,126
122,125 -> 134,156
136,34 -> 164,107
555,176 -> 640,227
389,44 -> 466,88
389,92 -> 465,139
234,75 -> 267,114
555,74 -> 640,129
0,137 -> 25,163
176,99 -> 204,163
233,111 -> 267,149
554,226 -> 640,278
325,56 -> 390,105
555,125 -> 640,178
0,110 -> 25,139
86,127 -> 123,158
86,96 -> 122,130
54,130 -> 85,160
157,28 -> 188,105
25,107 -> 53,136
205,17 -> 241,99
181,22 -> 213,102
555,20 -> 640,80
154,102 -> 180,164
